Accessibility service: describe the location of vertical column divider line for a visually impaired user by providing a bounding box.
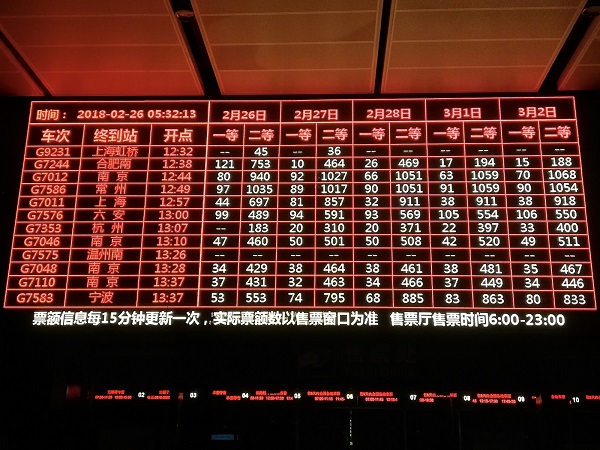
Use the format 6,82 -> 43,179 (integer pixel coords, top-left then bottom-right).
461,118 -> 474,308
236,123 -> 245,308
351,100 -> 356,308
65,123 -> 86,308
275,101 -> 282,308
198,101 -> 210,307
425,100 -> 434,308
136,123 -> 152,307
388,114 -> 395,308
538,118 -> 556,308
498,99 -> 515,309
313,121 -> 318,309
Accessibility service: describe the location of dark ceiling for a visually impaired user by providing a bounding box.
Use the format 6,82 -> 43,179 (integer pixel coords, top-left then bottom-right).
1,0 -> 599,98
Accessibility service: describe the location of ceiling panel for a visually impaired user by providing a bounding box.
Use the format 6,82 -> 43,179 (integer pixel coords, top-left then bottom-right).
391,9 -> 576,41
197,0 -> 380,14
211,43 -> 375,71
387,41 -> 559,67
0,39 -> 42,96
559,17 -> 600,91
0,0 -> 168,16
0,0 -> 203,96
382,0 -> 586,93
0,0 -> 598,97
217,69 -> 374,96
23,45 -> 192,72
192,0 -> 382,95
197,13 -> 377,44
385,67 -> 547,93
39,71 -> 201,97
0,16 -> 181,46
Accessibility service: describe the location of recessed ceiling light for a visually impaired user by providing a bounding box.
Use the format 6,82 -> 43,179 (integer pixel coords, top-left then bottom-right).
582,6 -> 600,17
175,10 -> 195,20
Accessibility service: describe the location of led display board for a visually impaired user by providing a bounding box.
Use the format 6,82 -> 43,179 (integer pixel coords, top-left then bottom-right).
3,98 -> 596,327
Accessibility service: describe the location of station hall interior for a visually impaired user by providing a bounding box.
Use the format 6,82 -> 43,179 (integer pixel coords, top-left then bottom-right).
1,1 -> 600,449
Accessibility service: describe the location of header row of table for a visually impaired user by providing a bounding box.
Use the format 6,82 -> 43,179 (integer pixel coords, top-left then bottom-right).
27,121 -> 579,146
30,97 -> 577,124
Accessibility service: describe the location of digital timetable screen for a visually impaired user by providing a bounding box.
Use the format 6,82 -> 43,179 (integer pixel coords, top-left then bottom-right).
3,97 -> 596,327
